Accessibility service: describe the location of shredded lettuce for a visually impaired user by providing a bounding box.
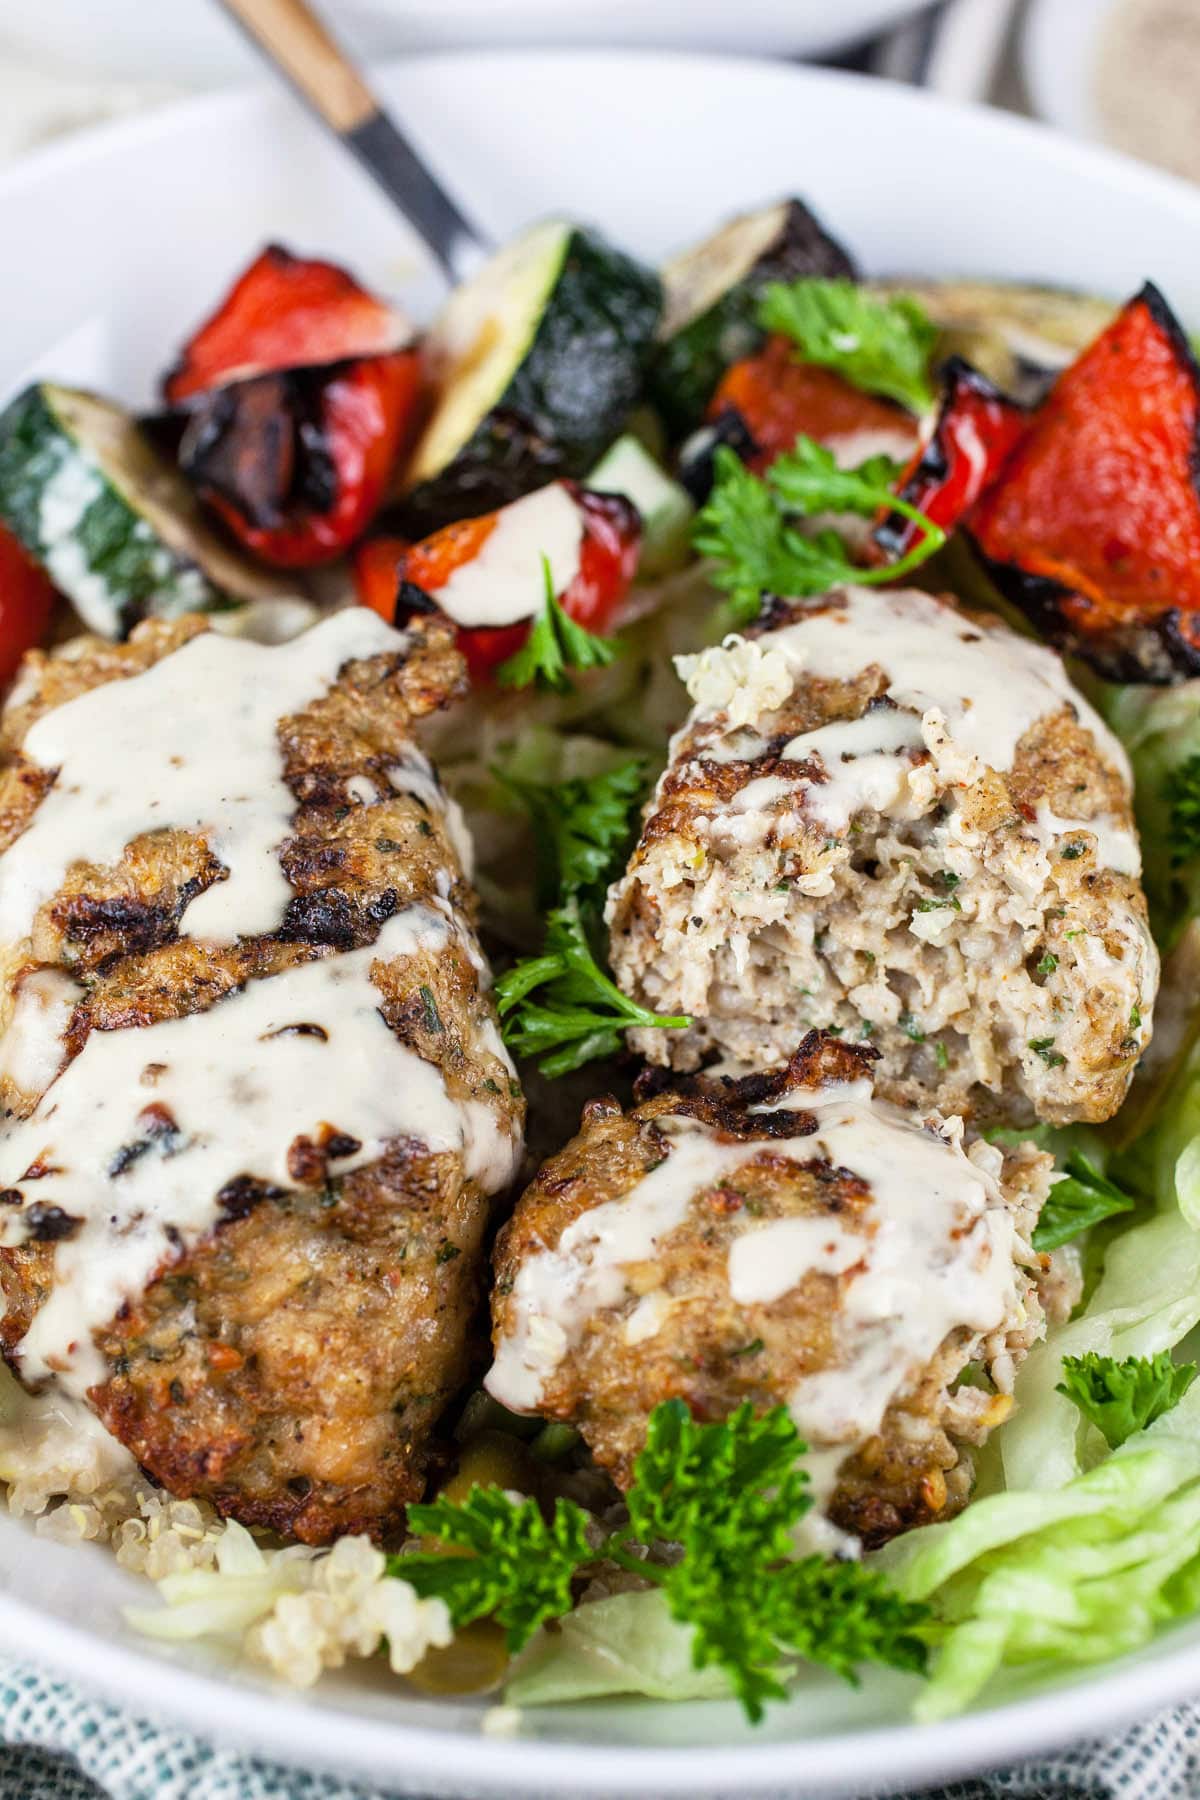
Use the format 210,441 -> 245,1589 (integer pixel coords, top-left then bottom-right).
508,1590 -> 732,1706
125,1521 -> 310,1642
877,1382 -> 1200,1720
1107,680 -> 1200,945
998,1203 -> 1200,1493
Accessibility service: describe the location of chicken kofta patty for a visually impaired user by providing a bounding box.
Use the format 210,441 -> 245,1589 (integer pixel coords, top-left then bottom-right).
607,585 -> 1158,1125
488,1032 -> 1063,1546
0,608 -> 523,1543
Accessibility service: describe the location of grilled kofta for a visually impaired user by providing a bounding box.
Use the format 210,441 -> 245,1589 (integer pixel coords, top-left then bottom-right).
0,607 -> 523,1544
606,584 -> 1158,1125
487,1033 -> 1062,1546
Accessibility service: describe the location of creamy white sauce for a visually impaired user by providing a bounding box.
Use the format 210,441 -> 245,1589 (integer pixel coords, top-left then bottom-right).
487,1078 -> 1017,1478
753,1094 -> 1014,1451
764,586 -> 1130,787
1031,799 -> 1141,878
827,427 -> 920,470
0,1362 -> 136,1496
0,969 -> 82,1100
0,608 -> 407,949
346,774 -> 381,806
728,1215 -> 864,1304
208,596 -> 320,646
487,1111 -> 827,1413
0,904 -> 521,1399
781,707 -> 926,833
671,589 -> 1133,855
428,483 -> 583,629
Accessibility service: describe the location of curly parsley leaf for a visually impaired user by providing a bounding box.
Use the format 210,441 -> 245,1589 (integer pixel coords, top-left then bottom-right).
1165,753 -> 1200,867
496,554 -> 618,693
1032,1153 -> 1136,1253
496,757 -> 647,913
495,900 -> 690,1076
693,439 -> 945,627
1056,1351 -> 1198,1450
624,1402 -> 926,1719
765,1556 -> 930,1687
626,1398 -> 811,1553
397,1400 -> 928,1723
396,1488 -> 594,1652
767,439 -> 904,517
691,448 -> 851,619
758,278 -> 937,414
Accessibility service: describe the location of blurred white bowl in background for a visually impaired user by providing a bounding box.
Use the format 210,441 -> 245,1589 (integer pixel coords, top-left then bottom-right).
1,0 -> 924,87
1021,0 -> 1110,145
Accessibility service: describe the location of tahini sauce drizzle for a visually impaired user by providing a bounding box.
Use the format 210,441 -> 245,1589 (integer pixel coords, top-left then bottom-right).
1,904 -> 521,1399
427,483 -> 583,629
0,607 -> 410,947
766,586 -> 1131,786
679,587 -> 1136,867
486,1080 -> 1017,1478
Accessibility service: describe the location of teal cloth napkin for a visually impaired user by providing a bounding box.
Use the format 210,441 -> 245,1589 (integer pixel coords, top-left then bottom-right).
1,1656 -> 1199,1800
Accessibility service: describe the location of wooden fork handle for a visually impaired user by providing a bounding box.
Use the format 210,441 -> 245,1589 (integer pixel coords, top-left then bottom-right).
215,0 -> 491,282
219,0 -> 376,133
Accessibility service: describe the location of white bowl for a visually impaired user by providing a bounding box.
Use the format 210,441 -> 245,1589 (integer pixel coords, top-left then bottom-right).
1,0 -> 923,87
4,49 -> 1200,1797
1021,0 -> 1112,145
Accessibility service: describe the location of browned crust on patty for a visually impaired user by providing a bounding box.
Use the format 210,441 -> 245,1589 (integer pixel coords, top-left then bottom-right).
492,1033 -> 1049,1546
0,612 -> 523,1543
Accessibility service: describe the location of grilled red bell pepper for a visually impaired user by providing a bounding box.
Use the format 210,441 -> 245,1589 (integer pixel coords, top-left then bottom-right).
180,353 -> 421,567
707,333 -> 919,474
163,244 -> 410,403
0,523 -> 56,685
354,482 -> 640,682
968,283 -> 1200,681
874,358 -> 1028,561
166,247 -> 422,568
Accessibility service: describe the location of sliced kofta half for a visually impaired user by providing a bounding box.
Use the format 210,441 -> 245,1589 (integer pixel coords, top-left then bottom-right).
488,1033 -> 1063,1546
606,584 -> 1158,1125
0,607 -> 523,1543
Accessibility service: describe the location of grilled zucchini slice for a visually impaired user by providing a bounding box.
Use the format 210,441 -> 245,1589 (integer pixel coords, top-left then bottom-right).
0,383 -> 286,638
651,197 -> 856,439
400,220 -> 662,533
587,434 -> 694,577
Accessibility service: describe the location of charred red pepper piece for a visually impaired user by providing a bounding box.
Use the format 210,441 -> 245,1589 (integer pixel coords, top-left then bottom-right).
167,247 -> 422,568
968,283 -> 1200,681
180,352 -> 421,567
707,333 -> 918,474
0,523 -> 55,684
164,244 -> 410,403
354,482 -> 640,682
874,358 -> 1028,561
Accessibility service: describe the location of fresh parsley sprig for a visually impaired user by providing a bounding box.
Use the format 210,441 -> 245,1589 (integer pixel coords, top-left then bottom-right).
496,554 -> 619,693
1057,1351 -> 1198,1449
495,900 -> 689,1077
393,1400 -> 928,1722
496,757 -> 647,913
1031,1153 -> 1136,1253
758,278 -> 937,414
399,1488 -> 594,1651
693,438 -> 946,626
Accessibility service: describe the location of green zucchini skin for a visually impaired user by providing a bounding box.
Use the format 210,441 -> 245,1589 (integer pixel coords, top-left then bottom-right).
399,228 -> 662,534
651,199 -> 856,441
0,384 -> 281,639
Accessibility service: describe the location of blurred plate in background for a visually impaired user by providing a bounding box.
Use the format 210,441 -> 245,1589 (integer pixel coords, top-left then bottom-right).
1022,0 -> 1111,146
2,0 -> 926,85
